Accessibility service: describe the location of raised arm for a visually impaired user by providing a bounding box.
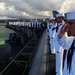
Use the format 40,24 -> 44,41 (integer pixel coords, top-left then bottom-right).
58,23 -> 69,39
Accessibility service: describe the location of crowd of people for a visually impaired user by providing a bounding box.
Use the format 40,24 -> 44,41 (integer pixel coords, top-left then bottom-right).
47,10 -> 75,75
7,21 -> 47,29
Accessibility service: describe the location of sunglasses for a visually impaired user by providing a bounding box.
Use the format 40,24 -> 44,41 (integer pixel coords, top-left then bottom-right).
58,17 -> 62,18
56,17 -> 62,19
66,22 -> 74,25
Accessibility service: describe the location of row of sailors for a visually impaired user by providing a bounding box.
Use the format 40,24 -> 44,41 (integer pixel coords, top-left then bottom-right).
8,21 -> 43,28
47,13 -> 65,75
47,10 -> 75,75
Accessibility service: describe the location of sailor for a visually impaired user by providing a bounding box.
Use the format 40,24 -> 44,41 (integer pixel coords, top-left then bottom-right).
39,21 -> 41,28
37,21 -> 41,29
36,21 -> 39,28
32,21 -> 36,29
58,11 -> 75,75
31,21 -> 34,28
48,18 -> 52,43
55,13 -> 66,75
47,19 -> 50,38
49,17 -> 56,54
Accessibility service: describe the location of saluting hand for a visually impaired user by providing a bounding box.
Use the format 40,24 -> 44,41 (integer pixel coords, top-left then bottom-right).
61,23 -> 69,33
58,23 -> 69,39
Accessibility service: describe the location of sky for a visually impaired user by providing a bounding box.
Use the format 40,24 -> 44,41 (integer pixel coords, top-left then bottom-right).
0,0 -> 75,19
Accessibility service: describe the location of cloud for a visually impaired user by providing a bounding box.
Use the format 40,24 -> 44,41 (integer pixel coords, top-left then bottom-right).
0,0 -> 75,19
60,0 -> 75,13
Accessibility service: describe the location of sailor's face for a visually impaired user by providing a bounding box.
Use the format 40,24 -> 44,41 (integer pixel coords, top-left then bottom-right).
66,20 -> 75,36
56,17 -> 63,23
49,20 -> 54,23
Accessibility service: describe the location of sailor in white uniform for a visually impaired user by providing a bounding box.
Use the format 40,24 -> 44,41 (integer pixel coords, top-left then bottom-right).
49,17 -> 56,54
37,21 -> 41,29
58,11 -> 75,75
55,13 -> 66,75
48,18 -> 52,44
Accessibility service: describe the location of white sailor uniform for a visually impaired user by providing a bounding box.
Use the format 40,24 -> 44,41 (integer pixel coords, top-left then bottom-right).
48,23 -> 55,54
37,22 -> 41,28
55,22 -> 65,75
50,23 -> 56,54
49,23 -> 52,44
58,35 -> 75,75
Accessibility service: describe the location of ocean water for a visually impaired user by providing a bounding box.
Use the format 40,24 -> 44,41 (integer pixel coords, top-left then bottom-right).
0,26 -> 15,49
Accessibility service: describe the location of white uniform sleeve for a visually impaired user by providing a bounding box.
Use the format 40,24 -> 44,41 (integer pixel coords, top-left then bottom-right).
52,25 -> 56,38
57,35 -> 75,50
52,30 -> 56,38
50,25 -> 53,39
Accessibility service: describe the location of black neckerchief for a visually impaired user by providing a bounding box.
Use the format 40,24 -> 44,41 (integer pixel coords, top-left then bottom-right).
49,25 -> 51,29
52,23 -> 62,32
49,23 -> 52,29
67,39 -> 75,73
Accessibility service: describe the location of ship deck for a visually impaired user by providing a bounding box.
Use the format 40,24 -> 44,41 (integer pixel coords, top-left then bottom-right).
28,29 -> 56,75
0,29 -> 56,75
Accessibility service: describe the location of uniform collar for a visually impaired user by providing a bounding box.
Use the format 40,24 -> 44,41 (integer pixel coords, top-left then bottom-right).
58,22 -> 65,25
49,23 -> 52,25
